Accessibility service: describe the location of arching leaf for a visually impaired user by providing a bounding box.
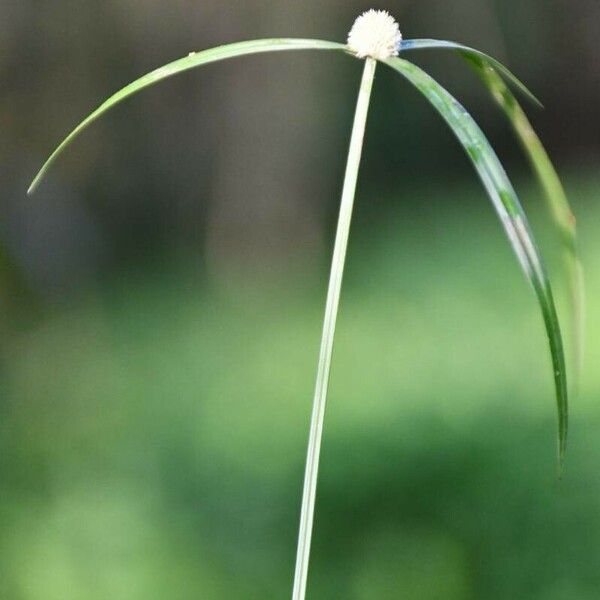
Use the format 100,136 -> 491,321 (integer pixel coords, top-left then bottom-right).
401,38 -> 583,397
399,39 -> 542,107
28,38 -> 346,194
470,61 -> 584,395
382,57 -> 568,469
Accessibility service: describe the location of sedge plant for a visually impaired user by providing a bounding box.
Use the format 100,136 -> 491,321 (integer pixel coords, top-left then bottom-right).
28,9 -> 581,600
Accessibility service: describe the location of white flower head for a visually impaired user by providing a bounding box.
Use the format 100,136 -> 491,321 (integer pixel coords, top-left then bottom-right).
347,9 -> 402,60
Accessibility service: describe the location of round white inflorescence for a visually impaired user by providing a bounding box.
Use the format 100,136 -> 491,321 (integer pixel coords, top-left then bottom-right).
347,9 -> 402,60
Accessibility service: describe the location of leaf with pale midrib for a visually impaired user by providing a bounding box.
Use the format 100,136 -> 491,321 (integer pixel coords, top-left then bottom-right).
382,56 -> 568,470
400,37 -> 582,403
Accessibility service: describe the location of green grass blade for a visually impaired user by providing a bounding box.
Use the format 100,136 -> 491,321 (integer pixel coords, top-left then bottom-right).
27,38 -> 346,194
382,57 -> 568,469
399,39 -> 542,107
468,60 -> 584,395
399,39 -> 583,391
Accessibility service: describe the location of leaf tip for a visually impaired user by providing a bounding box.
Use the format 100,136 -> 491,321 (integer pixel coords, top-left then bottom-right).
557,431 -> 568,479
557,456 -> 565,480
27,175 -> 40,196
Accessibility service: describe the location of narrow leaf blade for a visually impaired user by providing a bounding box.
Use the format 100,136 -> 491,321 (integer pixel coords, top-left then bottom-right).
400,39 -> 583,390
469,61 -> 584,395
382,57 -> 568,468
399,39 -> 542,107
28,38 -> 346,194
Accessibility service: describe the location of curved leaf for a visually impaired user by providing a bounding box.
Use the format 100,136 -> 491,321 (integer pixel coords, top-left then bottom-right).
382,57 -> 568,469
470,61 -> 584,395
400,39 -> 582,393
399,39 -> 542,107
28,38 -> 346,194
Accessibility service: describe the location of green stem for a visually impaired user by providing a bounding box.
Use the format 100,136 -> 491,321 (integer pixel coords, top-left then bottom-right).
291,57 -> 376,600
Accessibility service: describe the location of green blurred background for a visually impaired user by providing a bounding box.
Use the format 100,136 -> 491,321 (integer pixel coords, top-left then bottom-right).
2,1 -> 600,598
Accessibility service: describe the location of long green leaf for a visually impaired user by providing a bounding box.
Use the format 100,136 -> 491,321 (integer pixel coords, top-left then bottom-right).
399,39 -> 542,107
382,57 -> 568,468
400,38 -> 583,396
470,61 -> 584,395
28,38 -> 346,194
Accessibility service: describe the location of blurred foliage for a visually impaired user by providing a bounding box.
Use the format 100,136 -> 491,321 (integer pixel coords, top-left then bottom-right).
1,174 -> 599,598
2,1 -> 600,597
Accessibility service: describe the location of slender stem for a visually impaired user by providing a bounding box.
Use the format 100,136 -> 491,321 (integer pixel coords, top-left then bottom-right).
291,57 -> 376,600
